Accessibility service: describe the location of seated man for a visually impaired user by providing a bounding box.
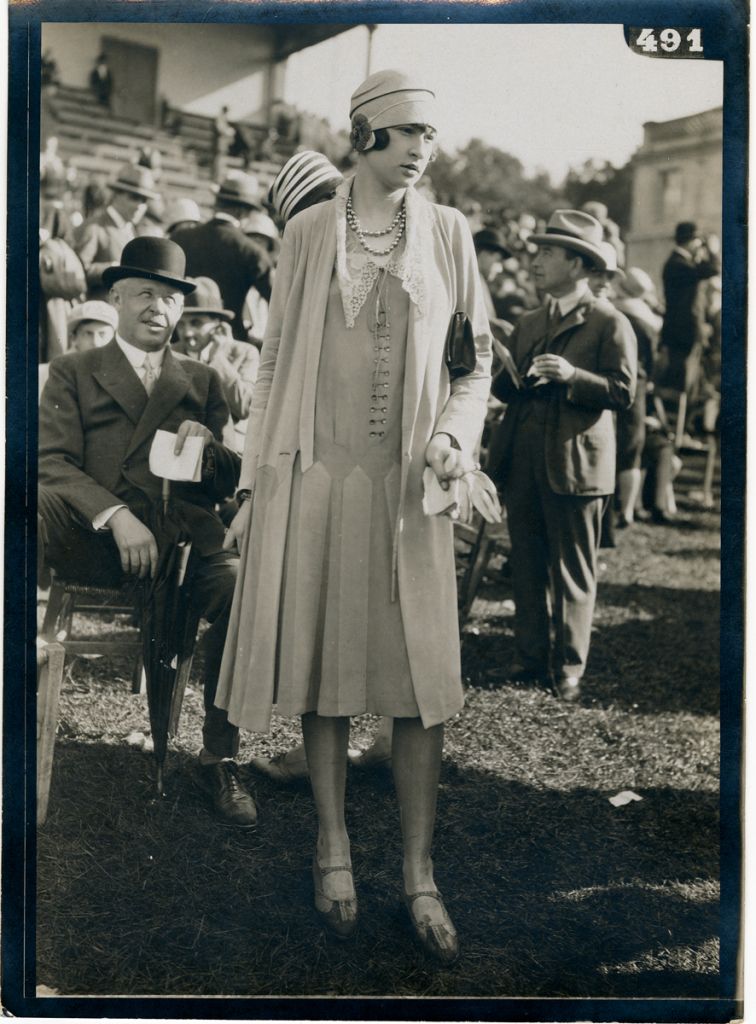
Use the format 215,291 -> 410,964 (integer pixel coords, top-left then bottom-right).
171,276 -> 259,454
38,237 -> 257,827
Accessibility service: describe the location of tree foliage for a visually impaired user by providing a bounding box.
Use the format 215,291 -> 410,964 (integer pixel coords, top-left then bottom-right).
427,138 -> 564,217
563,159 -> 634,233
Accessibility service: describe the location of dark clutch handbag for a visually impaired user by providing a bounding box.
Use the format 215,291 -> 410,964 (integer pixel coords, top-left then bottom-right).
445,311 -> 477,380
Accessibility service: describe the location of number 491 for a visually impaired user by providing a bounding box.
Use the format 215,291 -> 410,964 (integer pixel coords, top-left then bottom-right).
636,28 -> 703,53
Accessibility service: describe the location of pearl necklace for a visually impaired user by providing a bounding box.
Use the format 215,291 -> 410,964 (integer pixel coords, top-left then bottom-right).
347,195 -> 406,258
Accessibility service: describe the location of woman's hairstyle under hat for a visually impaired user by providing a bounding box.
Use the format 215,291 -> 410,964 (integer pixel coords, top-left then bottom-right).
268,150 -> 343,223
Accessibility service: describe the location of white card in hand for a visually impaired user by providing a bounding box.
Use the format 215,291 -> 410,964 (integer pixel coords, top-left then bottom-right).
149,429 -> 204,482
422,467 -> 461,517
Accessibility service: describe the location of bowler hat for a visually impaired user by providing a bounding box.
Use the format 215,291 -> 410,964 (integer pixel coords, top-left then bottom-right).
102,237 -> 197,294
473,228 -> 511,259
674,221 -> 699,245
530,210 -> 608,269
110,162 -> 159,201
216,172 -> 261,209
181,277 -> 234,321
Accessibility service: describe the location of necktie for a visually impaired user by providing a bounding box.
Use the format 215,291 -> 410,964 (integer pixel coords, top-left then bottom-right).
142,353 -> 159,396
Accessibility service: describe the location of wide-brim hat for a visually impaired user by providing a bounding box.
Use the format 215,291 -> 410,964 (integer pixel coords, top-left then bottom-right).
350,69 -> 437,134
110,162 -> 159,201
66,299 -> 119,333
215,172 -> 261,209
180,276 -> 234,320
530,209 -> 608,269
102,236 -> 196,294
473,228 -> 512,260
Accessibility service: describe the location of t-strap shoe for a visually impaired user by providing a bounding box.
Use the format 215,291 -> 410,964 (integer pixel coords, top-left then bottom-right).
402,890 -> 460,966
312,858 -> 358,940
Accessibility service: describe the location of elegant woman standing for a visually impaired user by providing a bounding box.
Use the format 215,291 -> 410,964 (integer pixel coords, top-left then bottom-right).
216,70 -> 492,965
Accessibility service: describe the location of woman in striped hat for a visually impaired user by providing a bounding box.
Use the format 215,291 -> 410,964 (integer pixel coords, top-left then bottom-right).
217,70 -> 494,964
268,149 -> 343,224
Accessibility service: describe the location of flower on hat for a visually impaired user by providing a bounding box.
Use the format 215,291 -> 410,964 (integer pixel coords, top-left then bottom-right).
350,113 -> 375,152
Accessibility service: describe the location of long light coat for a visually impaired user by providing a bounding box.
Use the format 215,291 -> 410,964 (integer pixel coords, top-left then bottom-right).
215,185 -> 492,730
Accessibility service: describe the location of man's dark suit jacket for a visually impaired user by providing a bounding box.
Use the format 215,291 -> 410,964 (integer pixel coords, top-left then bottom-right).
75,208 -> 135,297
172,219 -> 272,336
489,295 -> 637,497
39,339 -> 240,556
660,249 -> 720,354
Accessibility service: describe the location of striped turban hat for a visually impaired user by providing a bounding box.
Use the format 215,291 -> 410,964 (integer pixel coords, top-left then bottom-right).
268,150 -> 343,223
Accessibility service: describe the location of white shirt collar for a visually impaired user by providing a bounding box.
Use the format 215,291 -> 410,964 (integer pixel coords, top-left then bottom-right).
550,279 -> 591,318
116,333 -> 167,369
673,245 -> 694,261
107,204 -> 128,228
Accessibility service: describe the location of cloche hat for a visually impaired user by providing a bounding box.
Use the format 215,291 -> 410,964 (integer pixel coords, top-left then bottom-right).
530,210 -> 608,269
269,150 -> 343,223
349,69 -> 436,151
66,300 -> 119,333
101,236 -> 196,294
164,197 -> 202,232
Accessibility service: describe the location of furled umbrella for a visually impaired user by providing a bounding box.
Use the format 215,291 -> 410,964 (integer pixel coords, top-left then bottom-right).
139,478 -> 201,796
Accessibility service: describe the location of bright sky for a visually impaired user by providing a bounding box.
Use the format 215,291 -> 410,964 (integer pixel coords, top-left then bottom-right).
284,23 -> 723,184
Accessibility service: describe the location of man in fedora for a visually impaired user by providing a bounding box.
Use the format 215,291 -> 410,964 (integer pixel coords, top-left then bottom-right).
490,210 -> 637,702
658,221 -> 720,398
172,276 -> 259,453
39,237 -> 258,827
171,173 -> 272,340
75,162 -> 159,300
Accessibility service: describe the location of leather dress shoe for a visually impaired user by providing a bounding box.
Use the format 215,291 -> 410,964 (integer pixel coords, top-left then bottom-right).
347,744 -> 392,770
651,508 -> 676,525
312,858 -> 358,940
403,890 -> 460,966
199,761 -> 257,827
249,750 -> 309,783
553,676 -> 582,703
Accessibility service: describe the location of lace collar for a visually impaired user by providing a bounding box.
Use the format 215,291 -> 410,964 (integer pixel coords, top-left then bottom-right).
334,176 -> 432,328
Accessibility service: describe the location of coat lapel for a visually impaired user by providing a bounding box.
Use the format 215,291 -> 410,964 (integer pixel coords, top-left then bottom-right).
548,299 -> 594,355
518,307 -> 551,372
125,347 -> 192,457
92,339 -> 149,425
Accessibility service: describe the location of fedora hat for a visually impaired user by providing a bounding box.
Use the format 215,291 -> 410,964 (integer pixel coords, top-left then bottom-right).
102,237 -> 196,294
216,172 -> 261,209
473,228 -> 511,260
594,241 -> 624,276
181,277 -> 234,321
164,197 -> 202,232
110,162 -> 159,201
530,210 -> 607,268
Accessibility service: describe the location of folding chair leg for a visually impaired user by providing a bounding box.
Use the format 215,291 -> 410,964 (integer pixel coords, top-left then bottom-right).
460,521 -> 494,619
702,435 -> 717,508
37,641 -> 65,826
675,392 -> 687,450
40,582 -> 66,640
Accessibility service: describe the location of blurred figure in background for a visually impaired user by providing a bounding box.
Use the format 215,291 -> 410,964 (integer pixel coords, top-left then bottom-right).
89,52 -> 113,109
75,162 -> 158,299
172,172 -> 272,340
164,197 -> 203,240
39,299 -> 117,396
581,200 -> 626,267
657,221 -> 720,408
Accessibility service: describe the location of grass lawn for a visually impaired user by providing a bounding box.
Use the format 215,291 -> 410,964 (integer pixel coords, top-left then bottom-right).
36,483 -> 721,999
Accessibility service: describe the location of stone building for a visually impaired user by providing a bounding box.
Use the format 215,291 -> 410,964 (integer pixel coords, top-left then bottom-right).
626,106 -> 722,289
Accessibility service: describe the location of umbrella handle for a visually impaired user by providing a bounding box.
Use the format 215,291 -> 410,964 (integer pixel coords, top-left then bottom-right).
162,477 -> 170,514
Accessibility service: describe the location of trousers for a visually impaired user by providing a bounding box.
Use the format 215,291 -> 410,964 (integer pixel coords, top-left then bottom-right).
503,405 -> 604,680
38,487 -> 239,758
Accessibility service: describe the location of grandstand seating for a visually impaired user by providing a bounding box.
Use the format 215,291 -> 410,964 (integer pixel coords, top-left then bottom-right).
47,84 -> 283,215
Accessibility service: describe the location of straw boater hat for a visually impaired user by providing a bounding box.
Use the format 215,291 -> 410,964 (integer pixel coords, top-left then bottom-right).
102,237 -> 196,295
530,210 -> 609,269
348,69 -> 437,151
110,162 -> 159,201
268,151 -> 343,223
180,277 -> 234,321
66,300 -> 119,334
